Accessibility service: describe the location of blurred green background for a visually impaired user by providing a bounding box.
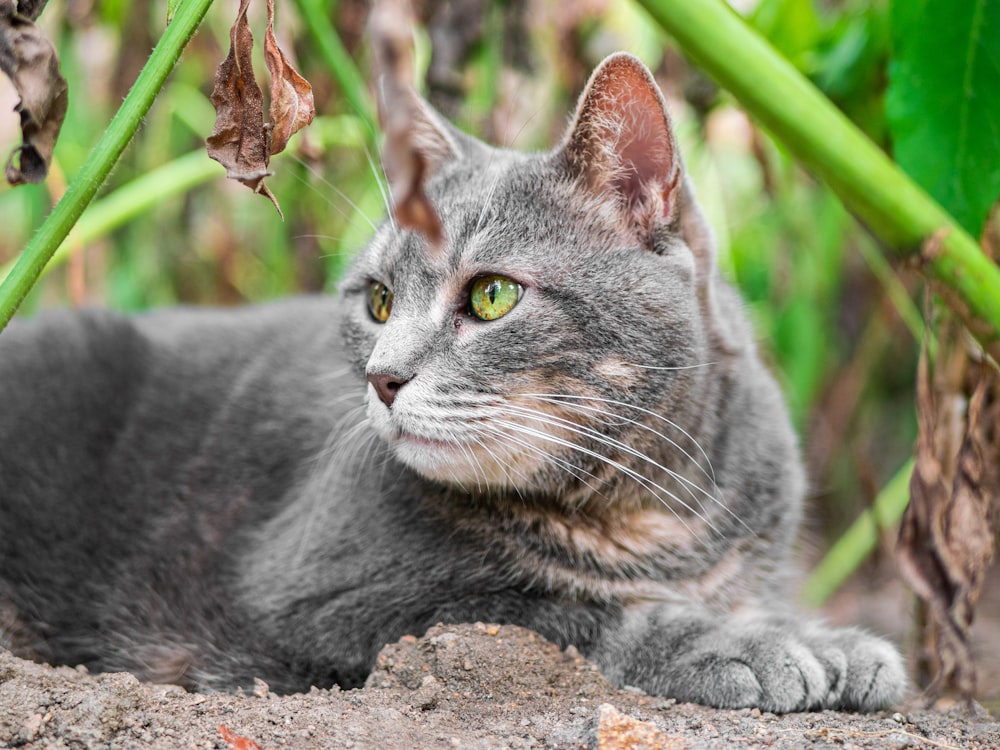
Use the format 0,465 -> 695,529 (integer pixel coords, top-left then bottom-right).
0,0 -> 932,598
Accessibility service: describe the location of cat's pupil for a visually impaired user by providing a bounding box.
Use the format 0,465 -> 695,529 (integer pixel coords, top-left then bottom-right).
488,281 -> 499,304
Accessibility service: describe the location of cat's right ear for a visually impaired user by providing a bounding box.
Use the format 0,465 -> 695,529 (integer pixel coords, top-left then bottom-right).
558,53 -> 682,242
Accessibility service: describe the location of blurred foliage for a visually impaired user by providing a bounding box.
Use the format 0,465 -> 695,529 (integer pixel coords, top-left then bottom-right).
886,0 -> 1000,240
2,0 -> 986,558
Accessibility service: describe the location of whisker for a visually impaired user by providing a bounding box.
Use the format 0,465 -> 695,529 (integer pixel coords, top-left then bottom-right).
492,417 -> 716,540
481,423 -> 605,501
363,140 -> 398,234
502,402 -> 750,533
519,393 -> 718,485
624,362 -> 718,371
475,167 -> 505,235
288,155 -> 379,233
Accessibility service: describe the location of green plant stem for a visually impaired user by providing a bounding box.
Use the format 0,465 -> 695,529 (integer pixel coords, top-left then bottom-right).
0,150 -> 219,284
637,0 -> 1000,357
800,459 -> 915,608
290,0 -> 377,137
0,0 -> 214,330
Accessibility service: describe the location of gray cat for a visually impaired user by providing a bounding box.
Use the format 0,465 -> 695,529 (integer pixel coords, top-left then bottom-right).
0,53 -> 905,713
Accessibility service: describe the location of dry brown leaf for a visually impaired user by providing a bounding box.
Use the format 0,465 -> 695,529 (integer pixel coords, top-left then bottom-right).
0,0 -> 67,186
897,307 -> 1000,703
207,0 -> 300,220
264,0 -> 314,156
370,0 -> 445,247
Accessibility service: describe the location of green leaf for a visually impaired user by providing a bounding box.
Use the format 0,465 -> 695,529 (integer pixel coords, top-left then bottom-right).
887,0 -> 1000,239
750,0 -> 823,71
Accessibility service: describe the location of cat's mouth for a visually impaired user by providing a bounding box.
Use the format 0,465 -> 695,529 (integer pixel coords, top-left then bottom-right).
387,428 -> 477,482
391,429 -> 459,453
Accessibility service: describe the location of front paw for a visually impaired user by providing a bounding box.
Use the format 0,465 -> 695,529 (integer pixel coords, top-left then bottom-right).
660,619 -> 906,713
819,626 -> 907,712
668,620 -> 838,712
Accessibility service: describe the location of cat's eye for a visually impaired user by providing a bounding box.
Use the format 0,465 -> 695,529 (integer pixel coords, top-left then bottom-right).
367,281 -> 393,323
469,275 -> 522,321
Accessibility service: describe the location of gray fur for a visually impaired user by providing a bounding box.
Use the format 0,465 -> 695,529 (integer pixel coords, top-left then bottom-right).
0,54 -> 905,711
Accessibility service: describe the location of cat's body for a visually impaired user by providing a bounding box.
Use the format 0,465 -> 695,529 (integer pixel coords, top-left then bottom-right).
0,54 -> 905,712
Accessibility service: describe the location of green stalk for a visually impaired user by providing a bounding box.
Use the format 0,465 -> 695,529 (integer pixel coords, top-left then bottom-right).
636,0 -> 1000,355
290,0 -> 377,137
800,459 -> 915,608
0,0 -> 215,330
0,149 -> 218,284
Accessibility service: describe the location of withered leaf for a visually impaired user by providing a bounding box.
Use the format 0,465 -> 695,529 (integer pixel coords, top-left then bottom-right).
897,309 -> 1000,703
0,0 -> 67,186
264,0 -> 314,156
370,0 -> 445,248
206,0 -> 280,215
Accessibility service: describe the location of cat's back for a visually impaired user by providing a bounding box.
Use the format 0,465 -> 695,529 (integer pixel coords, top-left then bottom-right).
0,296 -> 350,478
0,297 -> 356,661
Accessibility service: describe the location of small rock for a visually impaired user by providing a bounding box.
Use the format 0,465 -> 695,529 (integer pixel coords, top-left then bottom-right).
595,703 -> 686,750
412,675 -> 441,711
252,678 -> 269,699
21,713 -> 43,740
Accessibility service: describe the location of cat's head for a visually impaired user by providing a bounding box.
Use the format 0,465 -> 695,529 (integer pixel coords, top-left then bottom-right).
340,53 -> 735,507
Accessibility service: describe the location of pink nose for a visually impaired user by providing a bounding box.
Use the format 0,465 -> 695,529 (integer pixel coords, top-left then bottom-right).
367,372 -> 409,407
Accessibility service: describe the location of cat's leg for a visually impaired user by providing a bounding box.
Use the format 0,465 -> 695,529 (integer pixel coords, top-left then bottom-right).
591,603 -> 906,713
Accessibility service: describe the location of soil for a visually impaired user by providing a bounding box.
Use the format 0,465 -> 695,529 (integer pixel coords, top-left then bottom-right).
2,621 -> 997,750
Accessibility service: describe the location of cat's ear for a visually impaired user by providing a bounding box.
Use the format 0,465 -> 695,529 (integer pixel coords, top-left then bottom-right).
560,53 -> 682,236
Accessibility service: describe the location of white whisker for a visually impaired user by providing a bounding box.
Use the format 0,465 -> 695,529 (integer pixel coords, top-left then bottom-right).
363,140 -> 398,234
519,393 -> 718,484
491,417 -> 716,541
289,156 -> 379,233
624,362 -> 718,371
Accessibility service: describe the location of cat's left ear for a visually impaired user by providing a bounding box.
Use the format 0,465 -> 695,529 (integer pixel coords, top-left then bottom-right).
559,53 -> 682,236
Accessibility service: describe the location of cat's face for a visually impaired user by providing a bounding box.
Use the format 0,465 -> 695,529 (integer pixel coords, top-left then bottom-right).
340,54 -> 716,501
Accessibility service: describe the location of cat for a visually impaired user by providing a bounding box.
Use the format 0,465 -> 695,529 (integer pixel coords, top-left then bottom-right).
0,52 -> 906,713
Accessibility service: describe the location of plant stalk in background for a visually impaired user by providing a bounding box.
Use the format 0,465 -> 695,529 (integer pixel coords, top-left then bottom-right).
636,0 -> 1000,360
0,0 -> 215,330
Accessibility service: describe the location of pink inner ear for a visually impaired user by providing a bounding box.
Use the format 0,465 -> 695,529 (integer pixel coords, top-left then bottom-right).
566,54 -> 680,220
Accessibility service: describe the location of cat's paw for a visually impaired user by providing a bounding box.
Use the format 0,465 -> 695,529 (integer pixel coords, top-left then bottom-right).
665,618 -> 906,713
667,620 -> 840,712
817,626 -> 908,712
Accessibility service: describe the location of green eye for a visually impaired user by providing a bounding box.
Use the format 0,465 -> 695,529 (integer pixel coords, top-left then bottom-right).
368,281 -> 393,323
469,275 -> 522,321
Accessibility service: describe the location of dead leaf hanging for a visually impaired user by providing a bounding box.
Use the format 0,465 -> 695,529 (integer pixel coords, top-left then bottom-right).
207,0 -> 314,216
0,0 -> 68,186
897,306 -> 1000,703
370,0 -> 445,247
264,0 -> 314,156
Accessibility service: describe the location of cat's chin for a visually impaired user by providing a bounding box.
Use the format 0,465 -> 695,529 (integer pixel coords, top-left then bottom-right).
385,430 -> 528,489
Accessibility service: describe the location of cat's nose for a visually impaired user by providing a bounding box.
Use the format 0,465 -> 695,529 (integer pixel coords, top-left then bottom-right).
367,372 -> 410,407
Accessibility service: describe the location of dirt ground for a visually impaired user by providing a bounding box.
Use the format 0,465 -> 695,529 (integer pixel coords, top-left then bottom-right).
1,617 -> 998,750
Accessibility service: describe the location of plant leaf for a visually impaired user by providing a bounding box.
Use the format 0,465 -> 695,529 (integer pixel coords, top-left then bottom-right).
264,0 -> 314,156
887,0 -> 1000,239
369,0 -> 445,248
897,311 -> 1000,702
0,0 -> 67,185
206,0 -> 281,216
